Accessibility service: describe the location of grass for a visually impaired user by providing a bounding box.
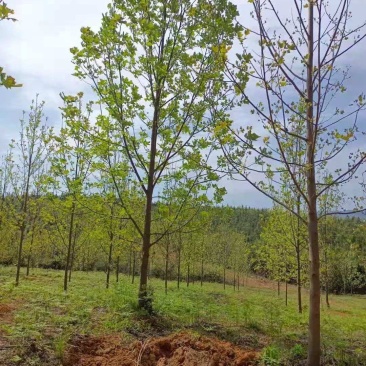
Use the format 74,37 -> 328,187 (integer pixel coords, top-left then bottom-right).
0,266 -> 366,365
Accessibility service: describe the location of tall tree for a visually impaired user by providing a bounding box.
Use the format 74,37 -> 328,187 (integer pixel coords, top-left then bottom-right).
71,0 -> 239,310
219,1 -> 366,364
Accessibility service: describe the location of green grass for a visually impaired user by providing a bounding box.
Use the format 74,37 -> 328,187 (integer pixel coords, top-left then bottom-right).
0,266 -> 366,365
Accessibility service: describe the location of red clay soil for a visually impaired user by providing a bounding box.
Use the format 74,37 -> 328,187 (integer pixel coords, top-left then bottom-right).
64,332 -> 259,366
0,303 -> 14,319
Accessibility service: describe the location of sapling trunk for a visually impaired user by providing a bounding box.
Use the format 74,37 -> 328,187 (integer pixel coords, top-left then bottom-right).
116,256 -> 120,283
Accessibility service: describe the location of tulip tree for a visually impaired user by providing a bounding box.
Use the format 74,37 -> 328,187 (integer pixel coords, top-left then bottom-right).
217,1 -> 366,364
70,0 -> 240,310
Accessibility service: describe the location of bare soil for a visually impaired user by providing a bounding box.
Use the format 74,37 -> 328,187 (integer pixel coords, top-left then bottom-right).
64,332 -> 259,366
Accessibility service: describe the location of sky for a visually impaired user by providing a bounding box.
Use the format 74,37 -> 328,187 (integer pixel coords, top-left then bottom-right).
1,0 -> 366,208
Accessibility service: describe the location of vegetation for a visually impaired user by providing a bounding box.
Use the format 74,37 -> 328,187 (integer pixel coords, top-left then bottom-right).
1,267 -> 366,365
1,0 -> 366,365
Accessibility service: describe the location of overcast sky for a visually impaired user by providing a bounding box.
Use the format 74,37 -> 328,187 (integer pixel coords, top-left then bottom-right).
1,0 -> 366,208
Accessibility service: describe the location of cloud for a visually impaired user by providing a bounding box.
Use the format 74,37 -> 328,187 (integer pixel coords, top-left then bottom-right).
0,0 -> 365,209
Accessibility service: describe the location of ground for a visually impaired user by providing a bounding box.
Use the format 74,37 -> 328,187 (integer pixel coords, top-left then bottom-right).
0,267 -> 366,365
64,332 -> 258,366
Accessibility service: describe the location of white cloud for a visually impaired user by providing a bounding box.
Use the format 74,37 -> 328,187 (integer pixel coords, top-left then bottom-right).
1,0 -> 366,208
0,0 -> 109,108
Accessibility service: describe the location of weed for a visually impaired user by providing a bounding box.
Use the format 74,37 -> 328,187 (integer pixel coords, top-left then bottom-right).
261,345 -> 281,365
289,343 -> 305,360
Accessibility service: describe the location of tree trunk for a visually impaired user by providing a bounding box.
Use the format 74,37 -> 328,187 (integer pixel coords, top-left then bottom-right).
68,227 -> 77,283
177,247 -> 181,289
15,158 -> 33,286
324,250 -> 330,308
64,200 -> 76,292
277,280 -> 280,296
132,251 -> 136,285
307,202 -> 321,366
128,249 -> 132,277
296,248 -> 302,313
186,262 -> 190,287
138,86 -> 160,312
306,3 -> 321,364
165,241 -> 169,295
106,237 -> 113,289
285,280 -> 288,306
116,256 -> 120,283
26,254 -> 31,276
200,258 -> 204,287
296,195 -> 303,314
26,223 -> 36,277
15,224 -> 26,286
223,267 -> 226,290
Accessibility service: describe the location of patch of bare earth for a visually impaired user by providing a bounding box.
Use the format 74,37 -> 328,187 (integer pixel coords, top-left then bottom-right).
0,303 -> 16,363
64,332 -> 259,366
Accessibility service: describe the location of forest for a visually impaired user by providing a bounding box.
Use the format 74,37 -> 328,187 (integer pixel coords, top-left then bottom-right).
1,0 -> 366,365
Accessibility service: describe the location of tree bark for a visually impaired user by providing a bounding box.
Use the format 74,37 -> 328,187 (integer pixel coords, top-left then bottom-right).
116,256 -> 120,283
132,251 -> 136,285
296,195 -> 303,314
297,248 -> 302,313
306,3 -> 321,364
200,258 -> 204,287
285,280 -> 288,306
64,200 -> 76,292
186,262 -> 190,287
106,236 -> 113,289
68,226 -> 77,283
138,86 -> 160,312
177,247 -> 181,289
165,240 -> 169,295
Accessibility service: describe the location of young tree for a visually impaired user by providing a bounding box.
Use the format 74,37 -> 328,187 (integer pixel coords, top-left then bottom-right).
48,93 -> 92,291
219,1 -> 366,364
9,98 -> 50,286
258,206 -> 307,309
70,0 -> 239,310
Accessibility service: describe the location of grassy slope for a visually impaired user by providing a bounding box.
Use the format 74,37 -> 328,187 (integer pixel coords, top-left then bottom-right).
0,266 -> 365,365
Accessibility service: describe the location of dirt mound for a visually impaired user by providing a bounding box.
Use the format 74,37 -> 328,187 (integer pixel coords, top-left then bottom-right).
64,332 -> 258,366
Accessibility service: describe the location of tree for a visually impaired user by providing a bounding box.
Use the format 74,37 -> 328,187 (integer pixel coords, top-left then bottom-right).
8,98 -> 50,286
259,206 -> 307,309
71,0 -> 239,310
0,1 -> 21,88
218,1 -> 366,364
48,93 -> 92,291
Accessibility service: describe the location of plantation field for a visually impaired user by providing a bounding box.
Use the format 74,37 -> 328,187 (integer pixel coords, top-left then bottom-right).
0,267 -> 365,365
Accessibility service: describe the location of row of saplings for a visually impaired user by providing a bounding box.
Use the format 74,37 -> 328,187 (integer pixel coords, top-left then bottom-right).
8,254 -> 366,295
